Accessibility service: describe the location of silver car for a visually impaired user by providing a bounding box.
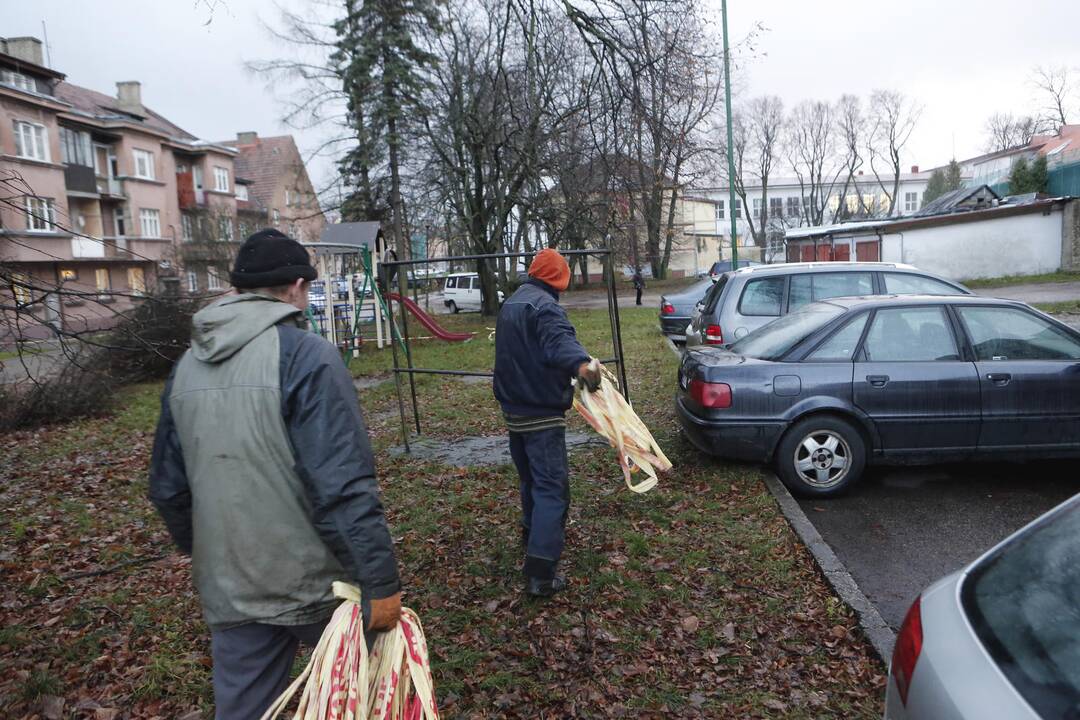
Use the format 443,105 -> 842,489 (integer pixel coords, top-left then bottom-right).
885,493 -> 1080,719
685,262 -> 970,348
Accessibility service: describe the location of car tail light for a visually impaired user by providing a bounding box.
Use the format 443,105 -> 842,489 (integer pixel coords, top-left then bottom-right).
661,302 -> 675,315
704,324 -> 724,344
689,379 -> 731,408
892,596 -> 923,707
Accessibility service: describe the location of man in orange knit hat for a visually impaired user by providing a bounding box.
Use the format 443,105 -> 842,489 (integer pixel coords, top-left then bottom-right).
493,248 -> 601,596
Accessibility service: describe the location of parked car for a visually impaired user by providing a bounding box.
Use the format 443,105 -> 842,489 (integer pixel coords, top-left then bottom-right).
885,493 -> 1080,719
659,277 -> 716,341
685,262 -> 970,348
677,295 -> 1080,497
441,272 -> 504,313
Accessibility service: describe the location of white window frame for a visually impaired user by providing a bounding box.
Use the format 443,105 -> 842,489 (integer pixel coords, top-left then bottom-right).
213,166 -> 230,193
94,268 -> 111,294
272,209 -> 280,222
715,200 -> 725,220
186,270 -> 199,293
207,266 -> 222,291
14,120 -> 49,161
60,127 -> 93,167
904,191 -> 919,213
2,70 -> 36,92
285,189 -> 292,207
133,149 -> 155,180
181,213 -> 194,242
235,183 -> 249,201
139,208 -> 161,238
25,197 -> 56,232
218,216 -> 234,243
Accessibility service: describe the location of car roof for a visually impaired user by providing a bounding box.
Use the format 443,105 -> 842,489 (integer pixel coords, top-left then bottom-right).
731,261 -> 917,276
817,294 -> 1030,310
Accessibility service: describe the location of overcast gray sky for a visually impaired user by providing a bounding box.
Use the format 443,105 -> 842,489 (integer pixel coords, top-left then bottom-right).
8,0 -> 1080,190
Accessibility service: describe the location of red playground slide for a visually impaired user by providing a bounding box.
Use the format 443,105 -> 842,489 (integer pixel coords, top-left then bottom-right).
387,293 -> 475,342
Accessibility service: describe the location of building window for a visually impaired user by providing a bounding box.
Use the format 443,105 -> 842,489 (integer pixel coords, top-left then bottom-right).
904,191 -> 919,213
2,70 -> 36,92
285,189 -> 292,207
59,127 -> 93,167
181,213 -> 194,242
752,198 -> 762,218
95,268 -> 111,294
139,208 -> 161,238
218,216 -> 234,242
25,197 -> 56,232
193,164 -> 204,189
733,198 -> 742,219
272,209 -> 280,223
59,268 -> 78,282
127,267 -> 146,295
186,270 -> 199,293
238,221 -> 250,239
213,166 -> 230,192
207,266 -> 222,291
14,120 -> 49,161
11,273 -> 32,306
715,200 -> 725,220
114,207 -> 127,236
769,197 -> 783,219
786,197 -> 801,219
236,183 -> 249,201
133,149 -> 155,180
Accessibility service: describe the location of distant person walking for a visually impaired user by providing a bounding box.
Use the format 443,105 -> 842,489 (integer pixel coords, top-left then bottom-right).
632,268 -> 645,306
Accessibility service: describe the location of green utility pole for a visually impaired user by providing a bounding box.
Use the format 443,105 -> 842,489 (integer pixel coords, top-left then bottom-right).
721,0 -> 738,270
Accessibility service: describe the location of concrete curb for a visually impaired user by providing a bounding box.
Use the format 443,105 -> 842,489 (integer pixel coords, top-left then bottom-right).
761,471 -> 896,663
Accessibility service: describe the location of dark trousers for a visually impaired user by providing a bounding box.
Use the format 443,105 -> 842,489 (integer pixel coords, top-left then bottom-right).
509,427 -> 569,580
211,619 -> 329,720
635,287 -> 643,305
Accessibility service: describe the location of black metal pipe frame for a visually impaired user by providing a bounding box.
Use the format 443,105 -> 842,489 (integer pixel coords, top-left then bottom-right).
396,277 -> 422,436
380,262 -> 411,453
378,248 -> 629,451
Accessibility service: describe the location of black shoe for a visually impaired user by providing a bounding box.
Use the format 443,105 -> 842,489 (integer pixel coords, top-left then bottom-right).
526,575 -> 567,597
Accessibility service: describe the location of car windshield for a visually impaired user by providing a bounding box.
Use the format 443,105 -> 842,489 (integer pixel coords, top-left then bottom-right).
728,302 -> 846,360
961,499 -> 1080,720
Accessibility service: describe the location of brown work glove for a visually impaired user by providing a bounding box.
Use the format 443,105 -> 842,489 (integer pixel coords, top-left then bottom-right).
368,591 -> 402,632
577,359 -> 602,393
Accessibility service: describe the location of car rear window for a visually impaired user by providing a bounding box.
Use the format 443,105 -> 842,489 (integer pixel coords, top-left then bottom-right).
703,274 -> 730,313
883,273 -> 965,296
738,276 -> 785,316
961,500 -> 1080,720
728,302 -> 846,360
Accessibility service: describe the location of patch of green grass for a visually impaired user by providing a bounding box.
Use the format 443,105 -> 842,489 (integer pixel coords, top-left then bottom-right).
21,667 -> 61,701
0,624 -> 26,649
962,270 -> 1080,288
1035,300 -> 1080,315
60,499 -> 93,534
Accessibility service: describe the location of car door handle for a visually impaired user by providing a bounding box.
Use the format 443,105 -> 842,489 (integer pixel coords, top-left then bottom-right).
866,375 -> 890,388
987,372 -> 1012,386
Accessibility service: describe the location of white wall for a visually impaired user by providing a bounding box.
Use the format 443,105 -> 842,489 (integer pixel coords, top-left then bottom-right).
879,210 -> 1063,280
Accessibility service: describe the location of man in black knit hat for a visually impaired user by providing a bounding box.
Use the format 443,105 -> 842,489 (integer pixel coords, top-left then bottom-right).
149,229 -> 402,720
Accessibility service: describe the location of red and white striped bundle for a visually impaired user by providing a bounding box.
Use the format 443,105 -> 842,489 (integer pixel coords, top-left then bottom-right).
261,582 -> 439,720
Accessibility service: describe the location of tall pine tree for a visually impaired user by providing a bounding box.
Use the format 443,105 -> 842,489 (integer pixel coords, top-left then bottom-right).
923,169 -> 947,203
1008,157 -> 1033,194
334,0 -> 440,295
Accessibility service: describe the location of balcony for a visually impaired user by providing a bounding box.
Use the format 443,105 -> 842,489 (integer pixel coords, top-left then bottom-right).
96,176 -> 125,198
177,171 -> 206,209
63,164 -> 97,195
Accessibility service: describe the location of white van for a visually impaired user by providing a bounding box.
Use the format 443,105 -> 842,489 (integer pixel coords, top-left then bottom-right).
441,273 -> 504,313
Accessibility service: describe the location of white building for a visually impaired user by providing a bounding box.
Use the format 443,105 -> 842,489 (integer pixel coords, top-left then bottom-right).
698,169 -> 934,261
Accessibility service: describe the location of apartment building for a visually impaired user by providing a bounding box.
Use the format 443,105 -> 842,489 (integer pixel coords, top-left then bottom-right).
224,132 -> 326,245
0,36 -> 240,335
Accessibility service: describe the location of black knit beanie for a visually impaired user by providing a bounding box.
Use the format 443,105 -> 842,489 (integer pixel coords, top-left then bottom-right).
230,229 -> 317,288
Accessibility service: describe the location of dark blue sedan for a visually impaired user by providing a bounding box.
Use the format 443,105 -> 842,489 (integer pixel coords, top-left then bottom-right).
677,295 -> 1080,497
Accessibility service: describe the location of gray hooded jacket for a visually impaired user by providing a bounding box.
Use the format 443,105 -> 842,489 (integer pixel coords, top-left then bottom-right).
149,294 -> 399,629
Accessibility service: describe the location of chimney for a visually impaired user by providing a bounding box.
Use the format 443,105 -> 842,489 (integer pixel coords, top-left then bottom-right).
4,37 -> 44,66
236,131 -> 258,145
857,170 -> 864,176
116,81 -> 143,115
911,165 -> 920,174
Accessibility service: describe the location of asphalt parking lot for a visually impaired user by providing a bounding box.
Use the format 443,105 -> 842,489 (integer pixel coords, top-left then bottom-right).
797,460 -> 1080,629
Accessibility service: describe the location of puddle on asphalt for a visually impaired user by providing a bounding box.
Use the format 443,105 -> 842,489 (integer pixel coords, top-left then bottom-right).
389,433 -> 607,467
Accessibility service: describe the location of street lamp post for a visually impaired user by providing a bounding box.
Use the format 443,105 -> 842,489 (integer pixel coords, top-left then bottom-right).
722,0 -> 738,270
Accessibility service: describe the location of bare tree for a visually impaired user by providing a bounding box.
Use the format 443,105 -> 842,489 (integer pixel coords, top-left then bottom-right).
831,94 -> 868,222
787,99 -> 843,227
866,89 -> 921,216
734,95 -> 784,246
984,112 -> 1040,152
1031,65 -> 1077,131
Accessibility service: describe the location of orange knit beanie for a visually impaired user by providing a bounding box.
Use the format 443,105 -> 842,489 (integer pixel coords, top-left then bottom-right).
528,248 -> 571,291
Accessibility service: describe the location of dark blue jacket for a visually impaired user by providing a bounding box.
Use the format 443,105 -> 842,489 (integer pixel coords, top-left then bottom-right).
493,279 -> 591,417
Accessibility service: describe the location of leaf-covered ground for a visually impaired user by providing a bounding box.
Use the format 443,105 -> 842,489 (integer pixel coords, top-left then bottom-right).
0,307 -> 885,718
